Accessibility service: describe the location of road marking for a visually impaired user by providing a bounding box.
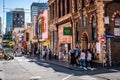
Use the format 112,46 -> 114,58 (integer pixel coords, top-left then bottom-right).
79,75 -> 97,80
29,76 -> 41,80
109,69 -> 119,72
62,73 -> 73,80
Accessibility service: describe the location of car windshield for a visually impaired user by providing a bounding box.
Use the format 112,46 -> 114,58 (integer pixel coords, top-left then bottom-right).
5,49 -> 13,54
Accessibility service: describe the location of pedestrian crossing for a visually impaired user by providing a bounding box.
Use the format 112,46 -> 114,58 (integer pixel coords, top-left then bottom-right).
79,75 -> 98,80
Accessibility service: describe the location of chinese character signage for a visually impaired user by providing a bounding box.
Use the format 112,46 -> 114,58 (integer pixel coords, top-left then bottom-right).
63,27 -> 72,35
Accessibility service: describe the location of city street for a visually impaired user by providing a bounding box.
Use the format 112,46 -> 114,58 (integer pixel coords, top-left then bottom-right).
0,56 -> 120,80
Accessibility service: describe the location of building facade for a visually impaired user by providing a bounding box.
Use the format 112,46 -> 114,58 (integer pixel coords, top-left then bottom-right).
6,11 -> 13,33
12,8 -> 25,29
48,0 -> 72,56
48,0 -> 120,65
31,2 -> 48,23
0,17 -> 2,35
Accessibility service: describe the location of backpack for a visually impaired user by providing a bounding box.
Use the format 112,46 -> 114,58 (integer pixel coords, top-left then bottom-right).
74,49 -> 80,57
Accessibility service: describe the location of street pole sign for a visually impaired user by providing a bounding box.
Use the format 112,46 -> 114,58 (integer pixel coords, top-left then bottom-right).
100,37 -> 105,43
104,34 -> 114,67
104,34 -> 115,38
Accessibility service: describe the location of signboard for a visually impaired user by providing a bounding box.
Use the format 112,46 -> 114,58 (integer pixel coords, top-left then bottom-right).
63,27 -> 72,35
96,42 -> 101,53
104,34 -> 115,38
104,16 -> 109,24
41,16 -> 45,32
100,37 -> 105,43
44,40 -> 50,45
8,41 -> 13,46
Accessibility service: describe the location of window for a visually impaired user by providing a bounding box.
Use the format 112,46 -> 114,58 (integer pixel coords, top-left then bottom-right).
75,22 -> 79,42
114,14 -> 120,36
62,0 -> 65,16
58,0 -> 61,18
92,17 -> 97,40
90,0 -> 94,4
74,0 -> 78,12
16,13 -> 19,18
66,0 -> 70,13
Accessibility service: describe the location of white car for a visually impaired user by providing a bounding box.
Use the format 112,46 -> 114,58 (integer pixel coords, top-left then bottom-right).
15,51 -> 22,57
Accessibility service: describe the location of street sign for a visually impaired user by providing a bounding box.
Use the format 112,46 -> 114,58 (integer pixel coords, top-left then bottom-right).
104,34 -> 115,38
100,37 -> 105,43
8,41 -> 13,46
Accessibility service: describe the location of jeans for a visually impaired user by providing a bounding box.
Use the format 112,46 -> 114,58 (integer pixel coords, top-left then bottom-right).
80,59 -> 86,68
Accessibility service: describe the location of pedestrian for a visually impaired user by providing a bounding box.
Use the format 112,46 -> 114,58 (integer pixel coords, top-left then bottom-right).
58,49 -> 64,60
74,47 -> 80,66
79,50 -> 87,70
48,49 -> 52,60
86,49 -> 94,70
70,49 -> 76,67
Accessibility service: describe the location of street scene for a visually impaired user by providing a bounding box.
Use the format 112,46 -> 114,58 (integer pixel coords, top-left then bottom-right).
0,56 -> 120,80
0,0 -> 120,80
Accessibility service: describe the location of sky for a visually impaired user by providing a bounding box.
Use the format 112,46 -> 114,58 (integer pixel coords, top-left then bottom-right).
0,0 -> 48,33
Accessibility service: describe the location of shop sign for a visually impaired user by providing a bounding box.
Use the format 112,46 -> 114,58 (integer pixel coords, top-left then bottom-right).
8,41 -> 13,46
60,37 -> 71,43
44,40 -> 50,45
63,27 -> 72,35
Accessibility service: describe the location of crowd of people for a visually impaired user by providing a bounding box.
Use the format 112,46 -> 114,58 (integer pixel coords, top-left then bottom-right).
68,47 -> 94,70
25,46 -> 94,70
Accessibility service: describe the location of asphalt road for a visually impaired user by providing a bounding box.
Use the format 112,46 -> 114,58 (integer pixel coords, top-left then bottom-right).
0,56 -> 120,80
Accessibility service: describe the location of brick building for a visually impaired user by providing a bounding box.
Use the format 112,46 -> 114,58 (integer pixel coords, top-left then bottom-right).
48,0 -> 120,65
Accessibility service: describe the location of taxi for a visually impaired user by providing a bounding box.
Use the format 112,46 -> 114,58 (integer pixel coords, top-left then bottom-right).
0,48 -> 3,59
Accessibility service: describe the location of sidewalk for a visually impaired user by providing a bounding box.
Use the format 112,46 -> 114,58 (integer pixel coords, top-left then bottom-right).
0,60 -> 3,80
27,56 -> 96,71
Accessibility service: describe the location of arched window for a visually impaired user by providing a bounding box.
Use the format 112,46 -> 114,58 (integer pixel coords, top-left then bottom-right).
114,14 -> 120,36
92,17 -> 97,40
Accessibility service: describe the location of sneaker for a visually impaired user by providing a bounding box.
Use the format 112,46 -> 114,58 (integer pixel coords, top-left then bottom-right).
79,66 -> 82,68
83,67 -> 87,70
90,68 -> 94,71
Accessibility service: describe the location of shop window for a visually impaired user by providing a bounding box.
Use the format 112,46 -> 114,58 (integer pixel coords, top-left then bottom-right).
114,14 -> 120,36
92,17 -> 97,40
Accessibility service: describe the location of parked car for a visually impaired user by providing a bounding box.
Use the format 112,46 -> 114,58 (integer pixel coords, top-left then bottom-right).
0,48 -> 4,59
4,48 -> 14,60
15,51 -> 22,57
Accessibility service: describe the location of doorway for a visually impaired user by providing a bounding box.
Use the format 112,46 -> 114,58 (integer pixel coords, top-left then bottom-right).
81,33 -> 88,50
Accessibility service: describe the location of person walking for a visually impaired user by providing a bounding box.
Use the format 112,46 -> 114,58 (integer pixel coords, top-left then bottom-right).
69,49 -> 76,67
79,50 -> 87,70
86,49 -> 94,70
74,47 -> 80,66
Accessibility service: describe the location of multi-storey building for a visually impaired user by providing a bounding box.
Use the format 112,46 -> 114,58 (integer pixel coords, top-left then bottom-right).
48,0 -> 120,65
31,2 -> 48,23
12,8 -> 25,29
6,11 -> 13,33
0,17 -> 2,34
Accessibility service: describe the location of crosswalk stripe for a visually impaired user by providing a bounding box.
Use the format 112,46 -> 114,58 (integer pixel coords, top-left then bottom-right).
79,75 -> 97,80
